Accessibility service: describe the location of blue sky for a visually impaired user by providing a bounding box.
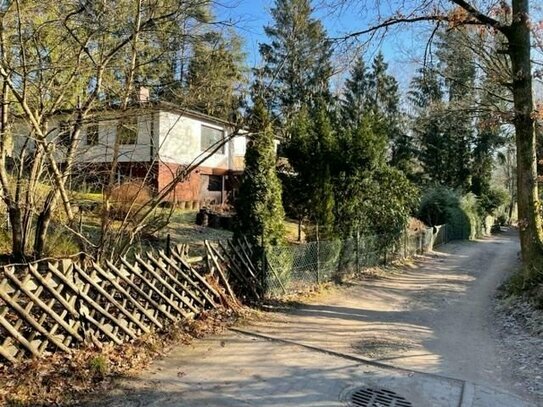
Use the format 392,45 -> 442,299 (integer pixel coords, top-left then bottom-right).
215,1 -> 429,90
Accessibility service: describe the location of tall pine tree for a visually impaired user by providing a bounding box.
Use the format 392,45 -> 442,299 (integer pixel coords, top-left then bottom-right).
436,28 -> 477,191
257,0 -> 332,122
185,28 -> 246,119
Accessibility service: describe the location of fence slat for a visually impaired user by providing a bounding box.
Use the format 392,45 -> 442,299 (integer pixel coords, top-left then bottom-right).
74,264 -> 150,335
0,289 -> 70,354
47,262 -> 130,343
158,251 -> 219,306
94,263 -> 163,330
135,255 -> 201,314
4,268 -> 83,343
106,260 -> 177,323
120,258 -> 192,319
204,241 -> 237,302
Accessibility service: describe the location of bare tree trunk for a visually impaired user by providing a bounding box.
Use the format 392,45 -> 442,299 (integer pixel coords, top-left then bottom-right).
33,190 -> 57,257
8,207 -> 24,261
506,0 -> 543,276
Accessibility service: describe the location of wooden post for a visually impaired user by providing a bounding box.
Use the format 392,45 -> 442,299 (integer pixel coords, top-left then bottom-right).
221,175 -> 225,205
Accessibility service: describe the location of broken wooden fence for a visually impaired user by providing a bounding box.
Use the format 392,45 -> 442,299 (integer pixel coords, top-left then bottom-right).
0,245 -> 236,365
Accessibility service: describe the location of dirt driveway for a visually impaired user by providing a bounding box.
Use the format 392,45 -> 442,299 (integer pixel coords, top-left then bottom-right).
86,229 -> 539,406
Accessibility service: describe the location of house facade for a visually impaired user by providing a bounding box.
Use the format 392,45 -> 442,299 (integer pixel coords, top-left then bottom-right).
33,103 -> 248,205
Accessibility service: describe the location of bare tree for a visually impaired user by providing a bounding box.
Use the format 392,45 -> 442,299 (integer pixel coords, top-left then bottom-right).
0,0 -> 239,261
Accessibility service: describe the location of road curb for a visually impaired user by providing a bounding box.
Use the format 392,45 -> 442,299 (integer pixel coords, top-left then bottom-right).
459,382 -> 475,407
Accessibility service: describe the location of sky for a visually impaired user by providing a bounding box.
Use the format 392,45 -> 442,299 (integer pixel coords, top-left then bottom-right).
214,1 -> 543,98
215,0 -> 429,90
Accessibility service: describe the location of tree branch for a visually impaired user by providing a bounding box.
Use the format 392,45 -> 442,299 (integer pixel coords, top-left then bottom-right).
448,0 -> 508,34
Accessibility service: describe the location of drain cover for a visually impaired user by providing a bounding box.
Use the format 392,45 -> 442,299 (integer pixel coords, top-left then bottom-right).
346,387 -> 412,407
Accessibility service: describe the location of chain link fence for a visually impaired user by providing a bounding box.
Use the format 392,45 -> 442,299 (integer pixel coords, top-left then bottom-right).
264,224 -> 452,297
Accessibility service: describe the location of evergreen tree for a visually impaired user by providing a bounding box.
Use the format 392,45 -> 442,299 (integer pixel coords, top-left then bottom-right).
334,112 -> 388,236
368,52 -> 400,120
436,28 -> 477,191
409,66 -> 449,186
257,0 -> 332,121
186,29 -> 247,119
285,102 -> 337,239
341,56 -> 370,127
341,52 -> 414,176
234,99 -> 286,248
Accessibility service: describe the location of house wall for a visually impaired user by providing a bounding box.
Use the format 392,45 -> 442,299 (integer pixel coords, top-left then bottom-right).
11,108 -> 247,204
157,163 -> 232,204
158,111 -> 226,168
12,112 -> 157,164
69,112 -> 156,163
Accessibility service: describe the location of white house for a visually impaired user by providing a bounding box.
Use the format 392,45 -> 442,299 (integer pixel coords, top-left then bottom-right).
16,102 -> 248,205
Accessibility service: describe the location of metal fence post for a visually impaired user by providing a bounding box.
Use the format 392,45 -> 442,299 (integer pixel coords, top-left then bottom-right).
261,233 -> 266,296
403,228 -> 408,258
355,229 -> 360,274
316,223 -> 321,284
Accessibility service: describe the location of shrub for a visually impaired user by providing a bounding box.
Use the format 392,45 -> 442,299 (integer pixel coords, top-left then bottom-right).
109,181 -> 152,221
479,187 -> 510,217
88,355 -> 109,379
418,186 -> 472,239
335,166 -> 419,238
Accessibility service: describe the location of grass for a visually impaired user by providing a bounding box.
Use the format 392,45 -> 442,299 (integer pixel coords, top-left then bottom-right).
161,210 -> 233,244
0,187 -> 306,261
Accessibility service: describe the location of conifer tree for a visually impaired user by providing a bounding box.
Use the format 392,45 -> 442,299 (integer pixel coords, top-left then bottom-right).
285,102 -> 337,239
436,29 -> 477,191
257,0 -> 332,121
341,56 -> 370,127
409,66 -> 448,185
234,98 -> 285,248
185,29 -> 247,119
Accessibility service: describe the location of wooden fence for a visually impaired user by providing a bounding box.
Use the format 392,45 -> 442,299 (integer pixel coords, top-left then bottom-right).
0,243 -> 245,365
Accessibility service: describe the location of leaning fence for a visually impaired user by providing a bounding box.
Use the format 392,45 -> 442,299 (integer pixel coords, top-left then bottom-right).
0,224 -> 454,365
264,224 -> 451,297
0,244 -> 236,366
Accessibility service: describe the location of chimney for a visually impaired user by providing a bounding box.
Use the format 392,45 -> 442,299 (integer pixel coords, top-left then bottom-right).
138,86 -> 150,103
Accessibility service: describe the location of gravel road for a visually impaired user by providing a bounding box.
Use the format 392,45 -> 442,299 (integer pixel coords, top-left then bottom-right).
84,228 -> 541,406
247,228 -> 540,404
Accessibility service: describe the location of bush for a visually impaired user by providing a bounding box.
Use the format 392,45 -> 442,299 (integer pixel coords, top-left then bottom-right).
110,181 -> 152,221
479,187 -> 510,217
418,186 -> 472,239
336,166 -> 419,238
88,355 -> 109,379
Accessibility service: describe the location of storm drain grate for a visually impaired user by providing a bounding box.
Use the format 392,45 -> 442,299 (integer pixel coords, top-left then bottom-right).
347,387 -> 412,407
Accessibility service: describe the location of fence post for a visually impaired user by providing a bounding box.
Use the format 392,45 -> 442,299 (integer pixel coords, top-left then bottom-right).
261,233 -> 266,296
316,223 -> 321,284
165,234 -> 171,257
403,228 -> 408,258
355,228 -> 360,274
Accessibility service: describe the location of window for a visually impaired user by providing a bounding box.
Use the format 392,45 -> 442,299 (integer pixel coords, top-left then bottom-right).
86,122 -> 99,146
201,125 -> 224,154
207,175 -> 223,192
117,117 -> 138,145
58,121 -> 71,147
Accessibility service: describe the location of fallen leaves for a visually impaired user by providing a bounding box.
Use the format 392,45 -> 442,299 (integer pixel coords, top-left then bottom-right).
0,307 -> 244,407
